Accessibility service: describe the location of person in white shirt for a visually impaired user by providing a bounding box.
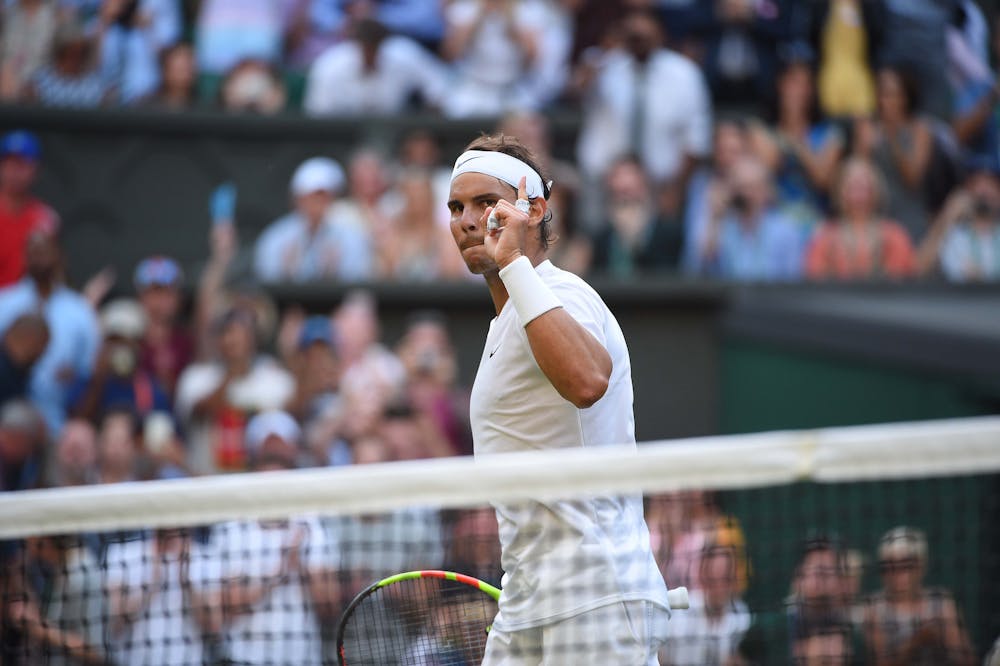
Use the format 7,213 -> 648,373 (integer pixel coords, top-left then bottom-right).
660,542 -> 751,666
447,134 -> 671,664
304,18 -> 447,116
576,9 -> 712,190
254,156 -> 373,283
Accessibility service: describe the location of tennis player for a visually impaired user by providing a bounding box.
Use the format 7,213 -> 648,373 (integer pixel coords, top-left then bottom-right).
448,134 -> 671,664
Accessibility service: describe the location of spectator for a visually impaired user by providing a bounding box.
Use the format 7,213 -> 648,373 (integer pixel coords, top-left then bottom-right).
805,0 -> 885,119
692,155 -> 803,280
440,0 -> 545,117
863,526 -> 975,665
792,621 -> 858,666
751,48 -> 845,226
663,491 -> 747,594
304,18 -> 447,116
67,299 -> 171,423
952,13 -> 1000,162
0,314 -> 49,405
95,407 -> 139,484
379,397 -> 453,461
879,0 -> 954,120
26,22 -> 114,107
381,168 -> 467,281
284,0 -> 347,70
175,307 -> 295,474
683,117 -> 752,271
660,543 -> 752,666
443,506 -> 502,587
96,0 -> 182,104
590,155 -> 685,277
0,223 -> 100,435
145,42 -> 198,110
334,291 -> 405,409
218,59 -> 287,114
695,0 -> 792,108
576,10 -> 712,201
334,149 -> 395,277
0,130 -> 60,288
854,66 -> 935,241
285,315 -> 341,453
48,417 -> 98,487
133,256 -> 194,399
0,400 -> 46,492
0,0 -> 59,101
254,157 -> 373,283
105,527 -> 215,666
395,128 -> 454,233
195,0 -> 289,76
805,157 -> 916,280
395,311 -> 471,456
201,413 -> 339,666
918,160 -> 1000,281
3,534 -> 106,664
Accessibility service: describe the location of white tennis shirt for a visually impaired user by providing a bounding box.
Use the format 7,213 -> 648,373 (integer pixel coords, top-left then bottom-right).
470,260 -> 669,631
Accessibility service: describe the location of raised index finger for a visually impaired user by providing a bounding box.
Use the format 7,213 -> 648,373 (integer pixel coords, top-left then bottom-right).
517,175 -> 528,202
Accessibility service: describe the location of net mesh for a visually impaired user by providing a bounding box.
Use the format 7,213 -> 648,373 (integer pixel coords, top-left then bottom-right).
0,417 -> 998,665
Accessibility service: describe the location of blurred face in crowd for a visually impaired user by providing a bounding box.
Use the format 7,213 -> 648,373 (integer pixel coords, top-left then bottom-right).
837,159 -> 880,219
713,121 -> 748,174
3,315 -> 49,368
879,554 -> 923,599
621,12 -> 661,62
702,547 -> 738,611
778,63 -> 814,117
398,319 -> 455,386
352,434 -> 389,465
398,172 -> 436,228
335,297 -> 379,363
499,113 -> 549,160
161,43 -> 196,94
0,425 -> 35,466
606,159 -> 650,206
56,418 -> 98,485
876,68 -> 909,124
793,631 -> 850,666
0,155 -> 37,196
796,548 -> 844,608
730,157 -> 772,217
218,315 -> 256,366
139,284 -> 182,325
25,230 -> 61,282
349,152 -> 387,203
450,507 -> 501,569
295,189 -> 334,226
99,413 -> 137,476
379,413 -> 425,461
966,171 -> 1000,223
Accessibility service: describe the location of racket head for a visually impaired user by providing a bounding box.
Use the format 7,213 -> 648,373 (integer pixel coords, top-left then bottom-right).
337,570 -> 501,666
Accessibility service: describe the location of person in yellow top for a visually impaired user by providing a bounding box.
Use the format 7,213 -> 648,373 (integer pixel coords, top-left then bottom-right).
809,0 -> 886,118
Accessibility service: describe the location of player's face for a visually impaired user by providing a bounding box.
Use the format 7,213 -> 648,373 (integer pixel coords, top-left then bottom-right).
447,172 -> 514,275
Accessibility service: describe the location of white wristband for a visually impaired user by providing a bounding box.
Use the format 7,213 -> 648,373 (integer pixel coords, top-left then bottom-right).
498,256 -> 561,326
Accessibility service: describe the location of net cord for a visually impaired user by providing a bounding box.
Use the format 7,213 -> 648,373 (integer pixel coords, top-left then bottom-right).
1,416 -> 998,539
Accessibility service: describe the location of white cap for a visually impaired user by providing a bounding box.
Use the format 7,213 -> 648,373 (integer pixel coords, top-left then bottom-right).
245,410 -> 302,453
101,299 -> 147,339
290,157 -> 345,197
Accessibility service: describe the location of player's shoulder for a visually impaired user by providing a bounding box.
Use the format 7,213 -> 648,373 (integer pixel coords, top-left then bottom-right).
540,261 -> 604,302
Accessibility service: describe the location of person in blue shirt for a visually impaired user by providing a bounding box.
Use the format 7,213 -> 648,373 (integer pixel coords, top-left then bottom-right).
0,224 -> 99,435
693,155 -> 804,280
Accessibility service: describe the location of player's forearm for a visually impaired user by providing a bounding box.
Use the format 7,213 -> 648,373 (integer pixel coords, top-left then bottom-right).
525,309 -> 611,409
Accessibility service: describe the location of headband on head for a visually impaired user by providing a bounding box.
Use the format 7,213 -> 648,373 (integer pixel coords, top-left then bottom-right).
450,150 -> 548,199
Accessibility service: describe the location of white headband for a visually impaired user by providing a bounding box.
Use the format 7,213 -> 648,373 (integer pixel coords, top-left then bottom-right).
450,150 -> 547,199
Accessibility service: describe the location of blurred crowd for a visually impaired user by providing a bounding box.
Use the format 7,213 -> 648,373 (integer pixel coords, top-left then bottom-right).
3,1 -> 1000,282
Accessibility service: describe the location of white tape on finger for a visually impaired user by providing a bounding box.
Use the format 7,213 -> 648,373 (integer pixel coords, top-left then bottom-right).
487,210 -> 499,231
515,199 -> 530,214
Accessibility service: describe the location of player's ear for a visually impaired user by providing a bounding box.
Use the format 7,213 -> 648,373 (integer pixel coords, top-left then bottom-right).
529,197 -> 547,225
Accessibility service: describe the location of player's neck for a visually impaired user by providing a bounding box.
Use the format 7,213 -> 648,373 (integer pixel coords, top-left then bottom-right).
484,271 -> 508,316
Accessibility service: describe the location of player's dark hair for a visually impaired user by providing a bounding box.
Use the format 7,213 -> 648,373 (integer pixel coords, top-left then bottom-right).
463,134 -> 556,250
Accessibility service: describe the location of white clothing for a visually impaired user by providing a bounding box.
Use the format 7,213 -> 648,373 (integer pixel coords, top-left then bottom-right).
660,590 -> 751,666
253,209 -> 374,282
43,545 -> 105,666
104,536 -> 210,666
577,48 -> 712,183
940,223 -> 1000,281
174,357 -> 295,474
442,0 -> 547,117
304,35 -> 448,115
482,600 -> 669,665
469,260 -> 669,631
327,506 -> 444,577
201,517 -> 337,666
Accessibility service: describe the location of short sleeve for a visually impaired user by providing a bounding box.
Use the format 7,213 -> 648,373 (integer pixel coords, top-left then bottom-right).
548,278 -> 608,348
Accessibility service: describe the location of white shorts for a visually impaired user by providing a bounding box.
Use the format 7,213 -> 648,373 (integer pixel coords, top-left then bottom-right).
482,601 -> 670,666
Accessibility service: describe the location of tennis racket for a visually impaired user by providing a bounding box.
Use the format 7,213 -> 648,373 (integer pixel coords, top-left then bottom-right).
336,570 -> 501,666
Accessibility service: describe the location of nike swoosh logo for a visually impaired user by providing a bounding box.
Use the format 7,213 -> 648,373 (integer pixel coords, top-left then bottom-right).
489,345 -> 500,358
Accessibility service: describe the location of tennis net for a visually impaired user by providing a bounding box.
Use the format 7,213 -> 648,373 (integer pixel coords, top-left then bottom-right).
1,416 -> 998,665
